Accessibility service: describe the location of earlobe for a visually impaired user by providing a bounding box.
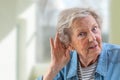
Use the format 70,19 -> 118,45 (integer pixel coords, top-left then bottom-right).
68,44 -> 75,51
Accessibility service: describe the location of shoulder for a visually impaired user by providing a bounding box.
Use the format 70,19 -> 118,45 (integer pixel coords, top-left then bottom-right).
102,42 -> 120,50
102,42 -> 120,62
102,42 -> 120,55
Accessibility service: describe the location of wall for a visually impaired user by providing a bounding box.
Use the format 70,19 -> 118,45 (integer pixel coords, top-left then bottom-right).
0,0 -> 16,41
0,0 -> 35,80
109,0 -> 120,44
0,0 -> 17,80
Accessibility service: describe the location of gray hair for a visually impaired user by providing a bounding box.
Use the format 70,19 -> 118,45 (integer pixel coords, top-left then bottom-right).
56,7 -> 102,47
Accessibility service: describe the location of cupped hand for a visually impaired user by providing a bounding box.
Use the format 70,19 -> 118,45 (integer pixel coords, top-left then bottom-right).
49,33 -> 70,73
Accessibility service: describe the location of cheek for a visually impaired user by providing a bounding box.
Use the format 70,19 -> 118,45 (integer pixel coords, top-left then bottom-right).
97,30 -> 102,41
96,34 -> 102,48
96,34 -> 102,42
79,39 -> 88,50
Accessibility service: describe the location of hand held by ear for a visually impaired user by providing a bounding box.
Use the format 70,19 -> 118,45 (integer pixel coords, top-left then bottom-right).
43,33 -> 70,80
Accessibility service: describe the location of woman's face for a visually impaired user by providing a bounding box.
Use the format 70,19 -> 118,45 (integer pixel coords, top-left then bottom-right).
70,15 -> 102,59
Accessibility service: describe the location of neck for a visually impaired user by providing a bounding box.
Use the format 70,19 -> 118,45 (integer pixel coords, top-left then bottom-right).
78,54 -> 99,68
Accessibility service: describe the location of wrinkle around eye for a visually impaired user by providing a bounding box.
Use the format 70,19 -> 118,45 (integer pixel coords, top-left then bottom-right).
78,32 -> 87,38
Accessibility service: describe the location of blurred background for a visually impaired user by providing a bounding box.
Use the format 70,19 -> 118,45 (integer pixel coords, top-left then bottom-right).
0,0 -> 120,80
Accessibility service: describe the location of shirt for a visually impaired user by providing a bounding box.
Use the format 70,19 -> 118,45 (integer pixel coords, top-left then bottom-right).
37,43 -> 120,80
78,60 -> 97,80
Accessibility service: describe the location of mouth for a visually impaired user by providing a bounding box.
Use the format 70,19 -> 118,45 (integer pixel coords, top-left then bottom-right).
88,45 -> 97,49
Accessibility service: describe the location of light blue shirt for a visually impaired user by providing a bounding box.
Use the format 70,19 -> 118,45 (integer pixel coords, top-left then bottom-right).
37,43 -> 120,80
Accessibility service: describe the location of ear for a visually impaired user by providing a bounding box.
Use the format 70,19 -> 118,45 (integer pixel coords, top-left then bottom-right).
67,43 -> 75,51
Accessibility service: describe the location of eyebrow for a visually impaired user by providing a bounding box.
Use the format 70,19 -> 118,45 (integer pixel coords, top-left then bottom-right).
75,24 -> 98,32
72,22 -> 98,31
74,27 -> 86,33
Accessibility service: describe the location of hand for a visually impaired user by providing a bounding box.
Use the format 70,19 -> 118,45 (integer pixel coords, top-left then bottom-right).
43,33 -> 70,80
50,33 -> 70,73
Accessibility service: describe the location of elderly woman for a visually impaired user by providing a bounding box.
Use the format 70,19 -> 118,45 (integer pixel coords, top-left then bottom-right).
38,7 -> 120,80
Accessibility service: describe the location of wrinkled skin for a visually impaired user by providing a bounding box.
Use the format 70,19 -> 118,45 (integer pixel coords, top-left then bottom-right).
70,15 -> 102,67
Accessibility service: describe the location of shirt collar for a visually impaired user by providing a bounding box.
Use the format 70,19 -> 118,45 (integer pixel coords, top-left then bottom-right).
66,43 -> 108,78
66,50 -> 78,79
95,43 -> 108,77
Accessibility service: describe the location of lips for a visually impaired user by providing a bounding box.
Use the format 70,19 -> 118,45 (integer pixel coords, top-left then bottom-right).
88,45 -> 97,49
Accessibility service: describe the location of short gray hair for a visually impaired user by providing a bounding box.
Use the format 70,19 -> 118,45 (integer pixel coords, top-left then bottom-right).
56,7 -> 102,47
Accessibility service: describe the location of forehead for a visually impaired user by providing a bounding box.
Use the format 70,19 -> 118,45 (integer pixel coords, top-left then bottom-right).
71,15 -> 97,30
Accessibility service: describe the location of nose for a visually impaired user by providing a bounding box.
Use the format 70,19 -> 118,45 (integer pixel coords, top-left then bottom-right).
88,32 -> 96,42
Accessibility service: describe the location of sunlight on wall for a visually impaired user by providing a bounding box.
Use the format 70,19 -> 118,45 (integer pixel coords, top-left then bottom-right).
18,3 -> 36,80
0,27 -> 17,80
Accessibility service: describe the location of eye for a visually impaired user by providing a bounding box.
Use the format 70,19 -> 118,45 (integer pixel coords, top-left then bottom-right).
92,26 -> 98,33
78,32 -> 86,37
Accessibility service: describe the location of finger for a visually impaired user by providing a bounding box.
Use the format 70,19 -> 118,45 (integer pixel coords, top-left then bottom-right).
54,33 -> 61,48
50,38 -> 54,51
54,33 -> 58,48
56,33 -> 64,49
